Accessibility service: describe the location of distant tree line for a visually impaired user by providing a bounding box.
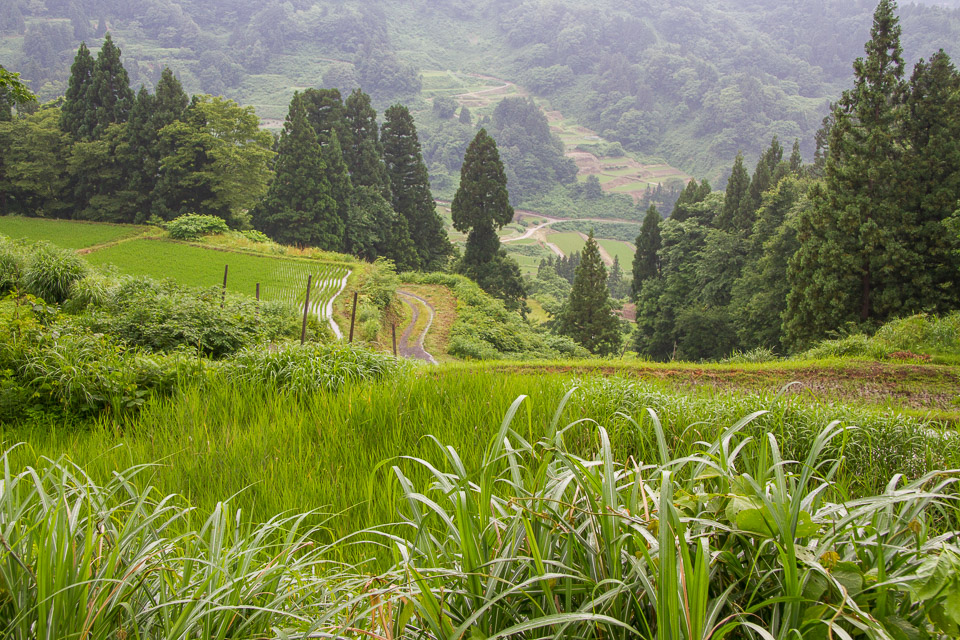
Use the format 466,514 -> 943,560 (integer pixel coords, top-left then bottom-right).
625,0 -> 960,360
0,36 -> 452,272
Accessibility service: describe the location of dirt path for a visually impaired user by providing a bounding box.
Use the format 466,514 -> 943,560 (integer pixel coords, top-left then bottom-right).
397,291 -> 437,364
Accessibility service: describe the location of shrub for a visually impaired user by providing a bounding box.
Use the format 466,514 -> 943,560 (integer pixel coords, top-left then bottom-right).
721,345 -> 778,363
360,257 -> 399,310
802,333 -> 888,360
873,312 -> 960,355
239,229 -> 271,243
166,214 -> 230,240
22,242 -> 88,303
0,238 -> 27,294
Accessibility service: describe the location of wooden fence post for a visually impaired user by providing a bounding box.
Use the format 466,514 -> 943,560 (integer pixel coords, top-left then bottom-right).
220,264 -> 229,308
349,291 -> 358,343
300,274 -> 313,345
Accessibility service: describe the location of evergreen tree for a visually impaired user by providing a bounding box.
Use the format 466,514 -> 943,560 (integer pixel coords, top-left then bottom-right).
123,68 -> 188,222
695,178 -> 712,201
87,34 -> 134,139
632,204 -> 661,299
342,89 -> 390,196
60,42 -> 95,139
556,232 -> 622,356
607,254 -> 625,298
743,137 -> 784,225
252,93 -> 340,249
670,178 -> 699,221
789,139 -> 803,175
901,50 -> 960,311
459,106 -> 472,125
717,151 -> 750,231
346,185 -> 419,271
381,104 -> 451,270
453,128 -> 526,310
321,129 -> 354,244
301,88 -> 346,145
784,0 -> 909,349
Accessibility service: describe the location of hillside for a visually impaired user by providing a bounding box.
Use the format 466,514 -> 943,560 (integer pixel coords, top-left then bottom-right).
4,0 -> 960,180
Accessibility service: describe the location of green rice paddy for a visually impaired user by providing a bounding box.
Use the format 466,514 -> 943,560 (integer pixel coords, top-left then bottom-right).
85,238 -> 350,315
0,216 -> 147,249
596,238 -> 636,266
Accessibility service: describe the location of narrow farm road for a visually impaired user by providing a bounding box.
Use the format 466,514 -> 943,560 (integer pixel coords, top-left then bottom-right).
397,291 -> 437,364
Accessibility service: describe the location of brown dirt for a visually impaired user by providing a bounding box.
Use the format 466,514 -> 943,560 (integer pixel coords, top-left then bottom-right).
478,362 -> 960,415
566,151 -> 602,174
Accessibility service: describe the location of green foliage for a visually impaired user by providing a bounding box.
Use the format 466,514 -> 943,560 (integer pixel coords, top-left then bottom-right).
631,205 -> 661,299
22,242 -> 89,304
382,104 -> 451,270
556,232 -> 623,355
252,92 -> 341,250
345,186 -> 418,271
342,89 -> 390,196
165,213 -> 230,240
154,95 -> 274,225
486,96 -> 577,203
803,312 -> 960,361
0,238 -> 26,294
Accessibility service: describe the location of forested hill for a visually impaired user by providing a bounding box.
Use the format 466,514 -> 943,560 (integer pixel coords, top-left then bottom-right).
3,0 -> 960,176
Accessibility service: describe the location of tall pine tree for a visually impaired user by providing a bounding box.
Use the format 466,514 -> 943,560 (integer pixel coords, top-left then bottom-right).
784,0 -> 909,349
342,89 -> 390,196
717,151 -> 750,231
381,104 -> 451,271
252,93 -> 341,249
556,232 -> 622,356
453,128 -> 526,310
60,42 -> 95,139
87,33 -> 134,139
632,204 -> 661,300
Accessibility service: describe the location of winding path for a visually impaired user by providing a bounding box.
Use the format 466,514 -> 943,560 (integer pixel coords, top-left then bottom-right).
396,290 -> 437,364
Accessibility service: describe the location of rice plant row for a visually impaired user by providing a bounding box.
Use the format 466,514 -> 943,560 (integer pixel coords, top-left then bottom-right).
85,239 -> 351,324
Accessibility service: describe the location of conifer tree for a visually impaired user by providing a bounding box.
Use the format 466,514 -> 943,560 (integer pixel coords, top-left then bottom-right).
88,33 -> 134,139
557,232 -> 622,355
459,106 -> 472,125
632,204 -> 661,299
342,89 -> 390,196
301,88 -> 346,145
607,255 -> 625,298
124,68 -> 188,222
789,139 -> 803,175
784,0 -> 908,349
252,93 -> 341,249
671,178 -> 699,221
901,50 -> 960,311
60,42 -> 95,139
453,128 -> 526,310
743,137 -> 784,224
321,129 -> 354,242
695,178 -> 712,201
346,185 -> 419,271
718,151 -> 750,231
381,104 -> 452,270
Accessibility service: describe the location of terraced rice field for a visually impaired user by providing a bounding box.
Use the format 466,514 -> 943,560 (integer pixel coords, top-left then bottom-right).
596,238 -> 636,266
0,216 -> 147,249
85,239 -> 350,327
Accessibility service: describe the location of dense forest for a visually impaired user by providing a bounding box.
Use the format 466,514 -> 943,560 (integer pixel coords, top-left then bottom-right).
4,0 -> 960,177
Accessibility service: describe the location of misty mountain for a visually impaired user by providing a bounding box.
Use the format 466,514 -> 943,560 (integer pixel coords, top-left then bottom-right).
2,0 -> 959,176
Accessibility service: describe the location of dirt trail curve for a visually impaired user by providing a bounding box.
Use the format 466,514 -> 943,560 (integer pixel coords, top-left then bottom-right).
396,291 -> 437,364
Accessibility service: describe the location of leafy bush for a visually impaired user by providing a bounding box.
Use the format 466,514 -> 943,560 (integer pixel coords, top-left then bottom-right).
803,313 -> 960,361
238,229 -> 271,243
166,214 -> 230,240
85,277 -> 305,358
0,237 -> 27,294
22,242 -> 88,303
360,257 -> 399,310
873,312 -> 960,355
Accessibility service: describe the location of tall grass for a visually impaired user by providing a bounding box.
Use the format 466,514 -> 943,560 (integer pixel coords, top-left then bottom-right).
2,392 -> 958,638
5,371 -> 956,551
